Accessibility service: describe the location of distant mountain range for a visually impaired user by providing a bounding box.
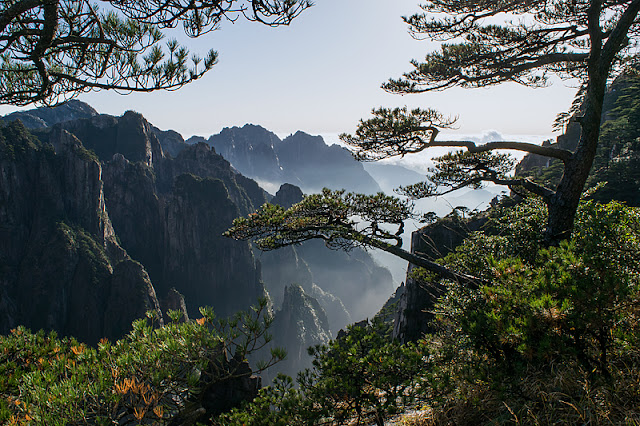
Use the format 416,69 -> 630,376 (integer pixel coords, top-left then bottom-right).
187,124 -> 381,195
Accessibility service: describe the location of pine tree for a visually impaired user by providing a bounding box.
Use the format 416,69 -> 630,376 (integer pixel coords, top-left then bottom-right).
0,0 -> 310,105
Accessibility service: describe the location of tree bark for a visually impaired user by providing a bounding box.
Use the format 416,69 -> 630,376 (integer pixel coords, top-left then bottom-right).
545,56 -> 607,244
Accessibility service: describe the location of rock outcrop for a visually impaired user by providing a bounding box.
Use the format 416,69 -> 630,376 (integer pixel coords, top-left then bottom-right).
2,101 -> 394,383
47,111 -> 267,319
209,125 -> 283,184
2,100 -> 97,129
515,69 -> 640,206
392,71 -> 640,343
152,125 -> 189,158
263,284 -> 332,382
392,211 -> 489,343
1,102 -> 268,339
261,183 -> 392,334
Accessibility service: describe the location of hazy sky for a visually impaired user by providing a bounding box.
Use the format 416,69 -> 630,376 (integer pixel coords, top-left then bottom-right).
1,0 -> 580,140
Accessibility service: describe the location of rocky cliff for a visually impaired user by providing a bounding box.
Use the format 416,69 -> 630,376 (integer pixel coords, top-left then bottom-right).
392,210 -> 490,342
46,111 -> 267,319
1,102 -> 391,382
2,100 -> 97,128
0,121 -> 161,344
1,103 -> 269,340
262,284 -> 332,382
516,70 -> 640,206
392,71 -> 640,343
260,183 -> 394,335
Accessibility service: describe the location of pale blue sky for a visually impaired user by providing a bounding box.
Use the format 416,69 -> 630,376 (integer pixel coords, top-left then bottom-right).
1,0 -> 580,140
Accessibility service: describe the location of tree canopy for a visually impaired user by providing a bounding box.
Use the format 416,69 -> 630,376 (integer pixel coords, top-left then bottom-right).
0,0 -> 311,106
343,0 -> 640,244
225,189 -> 481,286
228,0 -> 640,285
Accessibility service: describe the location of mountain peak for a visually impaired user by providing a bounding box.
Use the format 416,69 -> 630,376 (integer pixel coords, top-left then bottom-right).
3,99 -> 97,129
272,183 -> 304,208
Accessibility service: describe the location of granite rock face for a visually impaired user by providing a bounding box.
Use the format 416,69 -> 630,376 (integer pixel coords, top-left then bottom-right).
162,287 -> 190,323
152,126 -> 189,158
516,70 -> 638,180
54,111 -> 164,167
199,353 -> 262,420
270,182 -> 303,208
260,183 -> 391,335
2,100 -> 97,129
52,111 -> 268,320
392,72 -> 640,344
277,131 -> 381,194
1,102 -> 268,340
209,125 -> 283,184
392,212 -> 489,343
264,284 -> 331,382
0,121 -> 161,344
1,101 -> 393,386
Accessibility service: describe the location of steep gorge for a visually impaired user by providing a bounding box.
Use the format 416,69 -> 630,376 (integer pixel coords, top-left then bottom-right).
0,121 -> 161,344
0,102 -> 396,368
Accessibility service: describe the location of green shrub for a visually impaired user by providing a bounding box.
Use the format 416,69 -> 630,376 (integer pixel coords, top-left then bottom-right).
220,200 -> 640,425
217,319 -> 430,426
0,299 -> 282,425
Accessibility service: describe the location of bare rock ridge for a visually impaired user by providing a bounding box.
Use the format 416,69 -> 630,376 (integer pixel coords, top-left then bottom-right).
263,284 -> 332,382
27,108 -> 267,321
393,211 -> 489,343
1,105 -> 267,342
260,184 -> 352,336
2,99 -> 98,128
263,183 -> 395,332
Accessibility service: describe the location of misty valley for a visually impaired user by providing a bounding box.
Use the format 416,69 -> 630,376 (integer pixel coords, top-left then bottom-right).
3,0 -> 640,423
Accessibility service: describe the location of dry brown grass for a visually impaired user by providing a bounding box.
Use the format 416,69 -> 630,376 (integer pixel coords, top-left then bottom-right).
388,355 -> 640,426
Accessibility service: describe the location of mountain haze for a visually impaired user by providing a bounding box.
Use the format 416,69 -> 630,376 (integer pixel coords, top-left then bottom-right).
1,102 -> 396,380
202,124 -> 382,194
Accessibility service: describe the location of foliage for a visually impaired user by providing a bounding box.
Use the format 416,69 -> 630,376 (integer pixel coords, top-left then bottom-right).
401,358 -> 640,425
0,0 -> 311,106
299,320 -> 427,426
397,150 -> 516,199
351,199 -> 640,424
384,1 -> 639,93
226,189 -> 480,285
520,72 -> 640,205
0,299 -> 283,424
0,119 -> 42,160
340,107 -> 457,161
336,0 -> 640,245
226,188 -> 414,251
223,199 -> 640,425
216,319 -> 430,426
432,200 -> 640,379
229,3 -> 640,281
214,374 -> 306,426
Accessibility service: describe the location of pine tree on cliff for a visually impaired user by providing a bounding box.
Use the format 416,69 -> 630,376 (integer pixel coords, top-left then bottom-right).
0,0 -> 310,106
228,0 -> 640,285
